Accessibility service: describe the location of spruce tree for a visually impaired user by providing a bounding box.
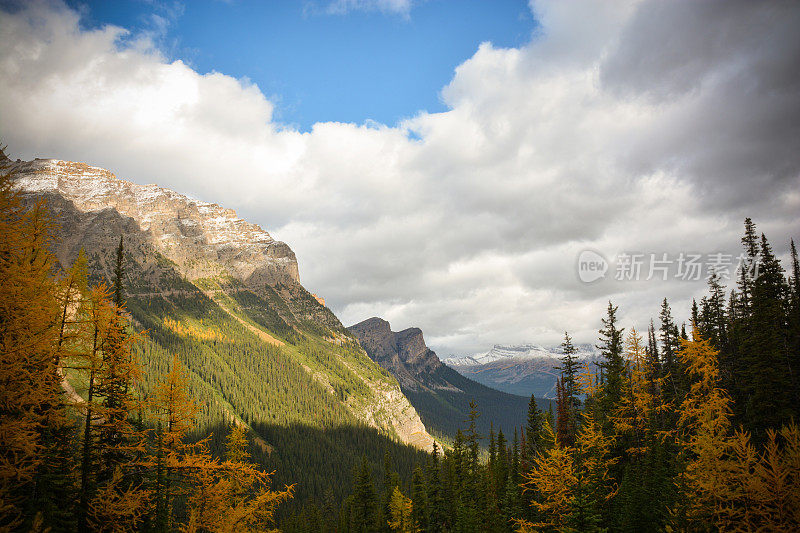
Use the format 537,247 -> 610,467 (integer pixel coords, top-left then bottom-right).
558,332 -> 581,446
658,298 -> 683,405
112,236 -> 125,310
525,394 -> 543,463
739,234 -> 794,442
788,239 -> 800,405
597,302 -> 625,418
410,466 -> 427,532
425,442 -> 443,533
351,457 -> 378,533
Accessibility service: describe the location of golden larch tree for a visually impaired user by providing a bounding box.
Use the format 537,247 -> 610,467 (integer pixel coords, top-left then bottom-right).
0,167 -> 64,529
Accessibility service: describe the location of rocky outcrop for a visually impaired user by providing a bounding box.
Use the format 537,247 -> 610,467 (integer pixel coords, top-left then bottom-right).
11,158 -> 299,286
349,317 -> 536,441
349,317 -> 444,391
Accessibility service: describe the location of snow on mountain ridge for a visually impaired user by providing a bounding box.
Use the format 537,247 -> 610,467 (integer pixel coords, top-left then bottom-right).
443,342 -> 599,367
11,158 -> 299,284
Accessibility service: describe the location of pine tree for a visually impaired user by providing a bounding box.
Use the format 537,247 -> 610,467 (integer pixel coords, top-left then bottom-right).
518,411 -> 615,532
736,217 -> 760,313
738,233 -> 794,442
425,442 -> 443,533
789,239 -> 800,405
112,236 -> 125,309
557,332 -> 581,447
673,329 -> 734,528
503,429 -> 522,524
410,466 -> 427,532
460,401 -> 482,530
659,298 -> 683,406
351,457 -> 378,533
147,354 -> 199,531
597,302 -> 625,417
77,285 -> 119,532
183,423 -> 293,532
525,394 -> 543,462
33,252 -> 90,531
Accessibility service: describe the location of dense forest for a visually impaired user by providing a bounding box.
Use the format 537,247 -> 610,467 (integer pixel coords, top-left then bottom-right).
3,147 -> 800,533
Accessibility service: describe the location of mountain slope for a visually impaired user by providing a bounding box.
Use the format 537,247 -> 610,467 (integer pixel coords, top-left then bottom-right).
349,317 -> 546,441
7,153 -> 435,506
443,343 -> 602,398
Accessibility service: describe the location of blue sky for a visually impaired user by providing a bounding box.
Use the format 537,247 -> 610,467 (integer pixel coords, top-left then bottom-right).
68,0 -> 536,130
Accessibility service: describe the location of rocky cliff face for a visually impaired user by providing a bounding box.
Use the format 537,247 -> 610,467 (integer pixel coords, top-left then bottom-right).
11,158 -> 299,285
349,317 -> 535,441
349,317 -> 443,390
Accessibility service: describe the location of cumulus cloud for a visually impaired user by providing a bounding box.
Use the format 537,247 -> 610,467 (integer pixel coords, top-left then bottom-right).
1,0 -> 798,355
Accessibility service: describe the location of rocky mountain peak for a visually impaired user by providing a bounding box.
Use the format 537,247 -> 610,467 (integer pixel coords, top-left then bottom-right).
395,327 -> 430,366
10,157 -> 299,286
349,318 -> 442,390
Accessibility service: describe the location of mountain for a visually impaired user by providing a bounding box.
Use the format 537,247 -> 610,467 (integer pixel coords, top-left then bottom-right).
7,152 -> 434,505
349,318 -> 548,441
443,343 -> 602,398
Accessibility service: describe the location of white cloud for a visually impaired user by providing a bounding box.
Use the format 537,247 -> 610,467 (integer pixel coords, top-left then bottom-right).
317,0 -> 414,17
1,0 -> 798,355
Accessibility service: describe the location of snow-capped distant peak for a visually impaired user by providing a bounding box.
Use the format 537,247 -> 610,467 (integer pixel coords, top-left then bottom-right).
442,343 -> 599,367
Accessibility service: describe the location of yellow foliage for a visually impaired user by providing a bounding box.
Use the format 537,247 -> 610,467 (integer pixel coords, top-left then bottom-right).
88,467 -> 152,533
576,363 -> 601,398
181,448 -> 293,533
163,316 -> 228,343
0,168 -> 64,529
148,361 -> 293,532
518,411 -> 616,531
388,486 -> 417,533
150,354 -> 198,449
612,329 -> 672,455
675,330 -> 800,531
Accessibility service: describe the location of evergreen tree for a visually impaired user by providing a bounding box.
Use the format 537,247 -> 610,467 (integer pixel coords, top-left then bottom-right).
736,217 -> 760,313
460,401 -> 482,530
789,239 -> 800,404
658,298 -> 683,405
410,467 -> 427,532
557,332 -> 581,446
738,233 -> 794,442
705,270 -> 728,350
525,394 -> 543,462
351,457 -> 378,533
496,428 -> 508,502
425,442 -> 443,533
597,302 -> 625,417
388,487 -> 415,533
113,236 -> 125,310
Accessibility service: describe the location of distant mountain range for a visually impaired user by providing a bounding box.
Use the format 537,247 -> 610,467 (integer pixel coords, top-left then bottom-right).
442,343 -> 602,399
349,318 -> 549,440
